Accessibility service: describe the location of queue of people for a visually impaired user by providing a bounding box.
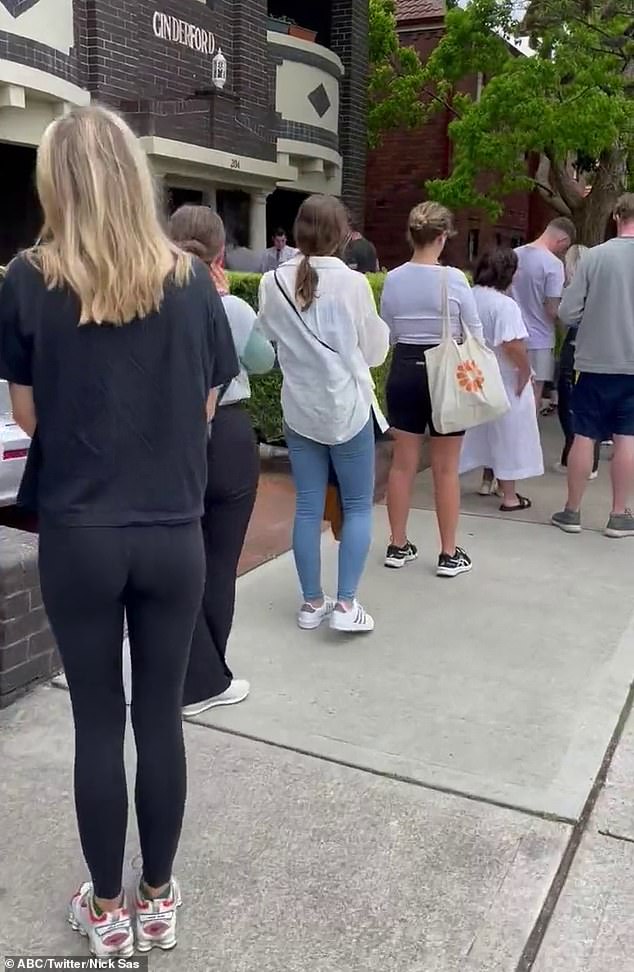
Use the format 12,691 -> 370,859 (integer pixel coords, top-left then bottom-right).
1,102 -> 633,960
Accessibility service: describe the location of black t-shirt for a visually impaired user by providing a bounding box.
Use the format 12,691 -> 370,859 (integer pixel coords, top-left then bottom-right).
344,237 -> 378,274
0,256 -> 239,527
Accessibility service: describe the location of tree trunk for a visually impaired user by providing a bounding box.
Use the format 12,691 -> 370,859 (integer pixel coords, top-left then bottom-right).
572,149 -> 628,246
536,148 -> 627,246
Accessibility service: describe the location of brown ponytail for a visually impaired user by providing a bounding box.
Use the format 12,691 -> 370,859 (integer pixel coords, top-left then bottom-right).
295,254 -> 319,310
293,194 -> 349,311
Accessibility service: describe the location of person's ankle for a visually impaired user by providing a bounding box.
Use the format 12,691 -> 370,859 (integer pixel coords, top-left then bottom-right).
302,597 -> 325,611
141,879 -> 170,901
336,599 -> 354,612
94,892 -> 124,914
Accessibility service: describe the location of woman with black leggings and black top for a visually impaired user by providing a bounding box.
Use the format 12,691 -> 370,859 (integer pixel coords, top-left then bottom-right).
0,107 -> 238,957
168,205 -> 275,717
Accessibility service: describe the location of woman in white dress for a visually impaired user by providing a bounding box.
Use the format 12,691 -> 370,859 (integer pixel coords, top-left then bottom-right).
461,249 -> 544,511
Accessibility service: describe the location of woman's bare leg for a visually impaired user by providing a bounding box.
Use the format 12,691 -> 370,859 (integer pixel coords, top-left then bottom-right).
430,437 -> 463,555
499,480 -> 519,507
386,430 -> 423,548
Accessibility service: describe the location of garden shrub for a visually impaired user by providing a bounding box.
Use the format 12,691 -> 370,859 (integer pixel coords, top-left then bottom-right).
228,271 -> 390,443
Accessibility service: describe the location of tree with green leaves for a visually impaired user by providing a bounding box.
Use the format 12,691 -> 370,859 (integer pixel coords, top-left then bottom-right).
368,0 -> 427,148
422,0 -> 633,244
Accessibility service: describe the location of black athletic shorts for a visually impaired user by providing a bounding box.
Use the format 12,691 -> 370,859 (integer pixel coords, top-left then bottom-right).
386,342 -> 464,438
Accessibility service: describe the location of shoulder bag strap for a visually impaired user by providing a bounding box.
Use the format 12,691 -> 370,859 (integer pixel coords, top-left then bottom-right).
440,267 -> 452,343
274,269 -> 337,354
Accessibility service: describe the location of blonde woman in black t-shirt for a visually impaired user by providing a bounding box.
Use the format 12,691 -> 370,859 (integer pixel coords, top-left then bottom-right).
0,106 -> 238,956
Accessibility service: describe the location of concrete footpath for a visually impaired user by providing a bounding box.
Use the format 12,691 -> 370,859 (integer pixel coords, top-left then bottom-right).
2,422 -> 634,971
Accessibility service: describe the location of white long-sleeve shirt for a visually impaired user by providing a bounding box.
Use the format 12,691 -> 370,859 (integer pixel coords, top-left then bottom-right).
256,255 -> 390,445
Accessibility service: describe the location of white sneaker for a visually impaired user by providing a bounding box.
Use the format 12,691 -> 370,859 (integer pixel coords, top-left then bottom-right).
68,883 -> 134,958
330,601 -> 374,633
588,469 -> 599,481
135,877 -> 182,953
298,597 -> 336,630
183,679 -> 250,719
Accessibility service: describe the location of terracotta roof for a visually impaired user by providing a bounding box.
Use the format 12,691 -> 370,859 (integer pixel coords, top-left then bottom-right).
396,0 -> 445,22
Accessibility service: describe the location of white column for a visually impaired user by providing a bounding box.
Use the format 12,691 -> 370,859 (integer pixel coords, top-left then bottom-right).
250,190 -> 269,251
202,186 -> 217,210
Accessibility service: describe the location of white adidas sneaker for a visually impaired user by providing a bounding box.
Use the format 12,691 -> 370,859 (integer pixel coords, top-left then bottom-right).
330,601 -> 375,633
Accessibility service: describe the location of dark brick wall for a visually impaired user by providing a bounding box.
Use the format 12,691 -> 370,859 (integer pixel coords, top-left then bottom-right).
0,528 -> 59,709
331,0 -> 369,222
2,0 -> 369,208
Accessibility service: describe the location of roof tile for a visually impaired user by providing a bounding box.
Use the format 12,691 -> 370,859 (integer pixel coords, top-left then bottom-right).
396,0 -> 445,22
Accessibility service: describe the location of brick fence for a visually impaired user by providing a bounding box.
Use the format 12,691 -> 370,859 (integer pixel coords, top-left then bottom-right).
0,527 -> 59,708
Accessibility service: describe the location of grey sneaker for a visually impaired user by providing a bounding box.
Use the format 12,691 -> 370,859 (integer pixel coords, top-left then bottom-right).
551,509 -> 582,534
605,510 -> 634,539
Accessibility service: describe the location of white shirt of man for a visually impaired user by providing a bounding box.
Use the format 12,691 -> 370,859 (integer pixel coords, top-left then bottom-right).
511,244 -> 565,351
260,244 -> 298,274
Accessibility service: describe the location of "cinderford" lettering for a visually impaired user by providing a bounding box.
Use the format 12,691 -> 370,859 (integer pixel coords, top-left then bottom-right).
152,11 -> 216,56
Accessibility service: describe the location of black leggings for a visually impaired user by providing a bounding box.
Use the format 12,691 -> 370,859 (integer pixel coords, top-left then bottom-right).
558,332 -> 600,471
183,404 -> 259,705
39,522 -> 205,899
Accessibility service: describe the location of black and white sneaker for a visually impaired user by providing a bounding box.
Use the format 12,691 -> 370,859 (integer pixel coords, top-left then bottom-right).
437,547 -> 472,578
385,541 -> 418,569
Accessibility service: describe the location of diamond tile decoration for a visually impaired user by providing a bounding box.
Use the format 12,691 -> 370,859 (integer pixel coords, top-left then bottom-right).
308,83 -> 331,120
0,0 -> 42,15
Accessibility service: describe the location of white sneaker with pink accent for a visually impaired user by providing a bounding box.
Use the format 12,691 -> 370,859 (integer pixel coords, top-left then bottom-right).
135,877 -> 182,953
68,883 -> 134,958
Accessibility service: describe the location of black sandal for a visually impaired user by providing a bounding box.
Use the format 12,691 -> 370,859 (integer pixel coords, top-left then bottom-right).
499,495 -> 532,513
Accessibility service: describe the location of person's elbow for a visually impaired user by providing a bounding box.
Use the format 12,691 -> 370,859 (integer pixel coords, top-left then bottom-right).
247,341 -> 276,375
8,384 -> 36,437
364,328 -> 390,368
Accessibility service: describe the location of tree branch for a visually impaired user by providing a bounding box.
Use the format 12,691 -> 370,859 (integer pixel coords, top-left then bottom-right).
545,151 -> 584,211
422,87 -> 463,119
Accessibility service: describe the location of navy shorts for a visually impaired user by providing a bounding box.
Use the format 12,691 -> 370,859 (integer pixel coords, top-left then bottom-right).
572,373 -> 634,441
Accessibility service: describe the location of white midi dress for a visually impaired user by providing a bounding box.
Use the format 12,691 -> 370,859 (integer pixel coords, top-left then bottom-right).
460,287 -> 544,482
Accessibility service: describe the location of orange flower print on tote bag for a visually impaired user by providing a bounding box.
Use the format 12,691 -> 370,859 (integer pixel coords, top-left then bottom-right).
456,359 -> 485,394
424,269 -> 509,434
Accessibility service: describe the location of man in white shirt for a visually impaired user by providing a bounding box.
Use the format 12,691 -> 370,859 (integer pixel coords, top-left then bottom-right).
260,228 -> 298,273
511,217 -> 576,407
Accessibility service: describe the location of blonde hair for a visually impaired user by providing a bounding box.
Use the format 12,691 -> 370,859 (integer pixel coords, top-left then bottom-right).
408,202 -> 455,249
564,244 -> 588,286
29,105 -> 190,325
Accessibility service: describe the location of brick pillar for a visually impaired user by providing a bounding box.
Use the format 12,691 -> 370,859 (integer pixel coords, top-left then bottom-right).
0,528 -> 59,708
330,0 -> 369,224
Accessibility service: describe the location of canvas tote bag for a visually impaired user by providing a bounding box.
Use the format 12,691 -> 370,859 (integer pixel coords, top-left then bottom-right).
424,270 -> 510,434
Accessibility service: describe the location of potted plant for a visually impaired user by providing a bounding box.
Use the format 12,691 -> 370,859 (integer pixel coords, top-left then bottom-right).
267,14 -> 291,34
288,23 -> 317,42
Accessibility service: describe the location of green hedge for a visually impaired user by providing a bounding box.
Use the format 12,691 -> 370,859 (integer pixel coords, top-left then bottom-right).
229,271 -> 390,444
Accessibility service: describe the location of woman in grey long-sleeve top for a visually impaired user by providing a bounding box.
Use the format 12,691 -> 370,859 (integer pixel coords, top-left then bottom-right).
169,205 -> 276,715
381,202 -> 483,579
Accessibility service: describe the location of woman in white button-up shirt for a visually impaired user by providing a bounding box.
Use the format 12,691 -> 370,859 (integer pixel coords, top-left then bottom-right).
257,195 -> 390,633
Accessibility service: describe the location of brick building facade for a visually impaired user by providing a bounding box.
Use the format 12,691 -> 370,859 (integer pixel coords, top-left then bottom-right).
365,0 -> 554,270
0,0 -> 369,263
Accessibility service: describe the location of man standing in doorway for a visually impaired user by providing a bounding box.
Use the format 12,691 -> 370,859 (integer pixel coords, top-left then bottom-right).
344,216 -> 380,274
260,228 -> 298,273
511,217 -> 576,407
552,194 -> 634,538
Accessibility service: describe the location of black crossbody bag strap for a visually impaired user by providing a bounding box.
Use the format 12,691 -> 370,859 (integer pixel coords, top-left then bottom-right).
273,269 -> 337,354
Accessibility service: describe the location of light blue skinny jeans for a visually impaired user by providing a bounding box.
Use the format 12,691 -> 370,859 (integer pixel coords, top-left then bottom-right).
285,419 -> 375,603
